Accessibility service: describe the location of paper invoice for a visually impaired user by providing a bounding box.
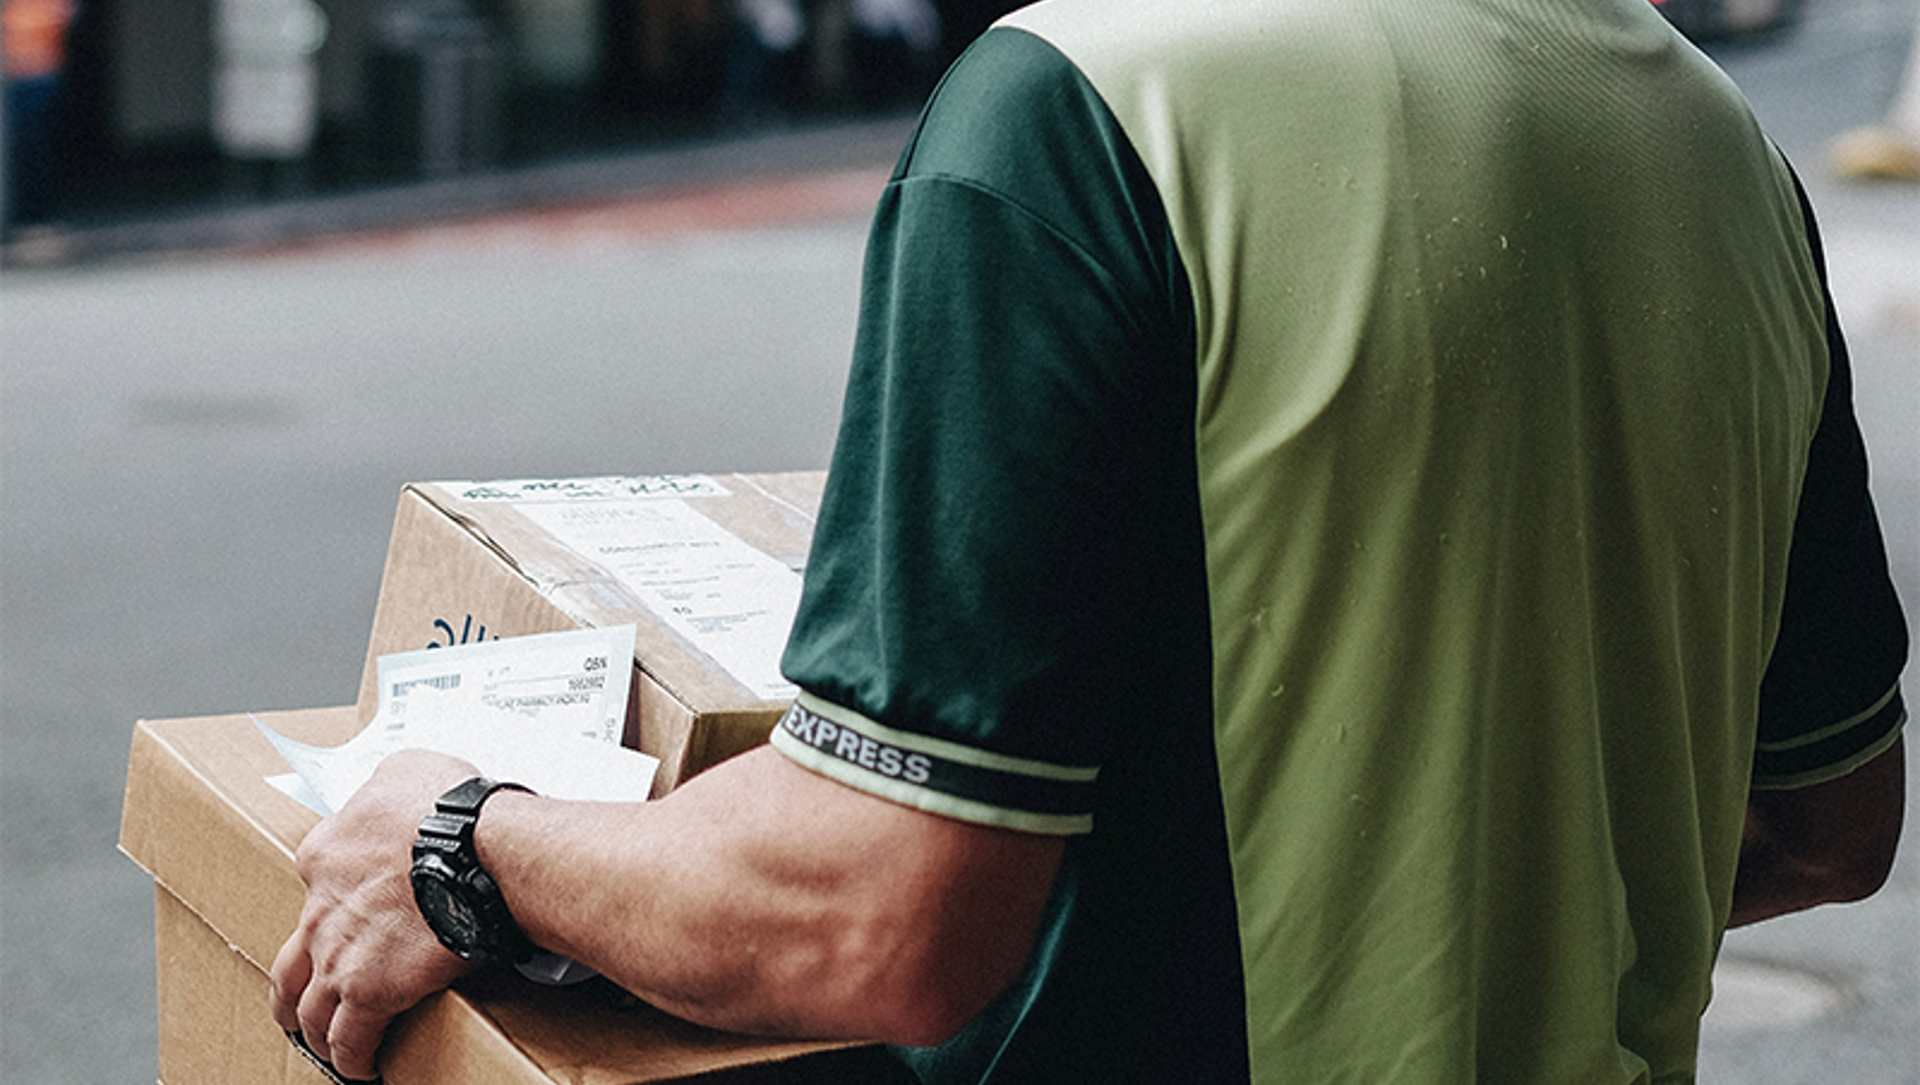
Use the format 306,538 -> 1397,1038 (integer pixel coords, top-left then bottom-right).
258,624 -> 658,815
256,625 -> 658,985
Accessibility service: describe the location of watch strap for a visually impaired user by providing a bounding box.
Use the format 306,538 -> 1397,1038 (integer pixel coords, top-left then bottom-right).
412,776 -> 537,963
436,776 -> 536,820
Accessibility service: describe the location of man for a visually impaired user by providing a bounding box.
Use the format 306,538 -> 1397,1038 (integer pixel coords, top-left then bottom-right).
2,0 -> 76,229
270,0 -> 1909,1081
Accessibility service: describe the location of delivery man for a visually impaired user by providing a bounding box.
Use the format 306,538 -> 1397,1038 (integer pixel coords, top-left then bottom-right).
270,0 -> 1908,1081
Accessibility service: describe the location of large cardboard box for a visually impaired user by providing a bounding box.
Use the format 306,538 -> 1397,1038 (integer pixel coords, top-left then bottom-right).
121,706 -> 908,1085
357,473 -> 826,797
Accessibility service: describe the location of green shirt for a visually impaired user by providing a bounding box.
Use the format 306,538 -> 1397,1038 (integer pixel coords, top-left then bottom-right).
775,2 -> 1909,1081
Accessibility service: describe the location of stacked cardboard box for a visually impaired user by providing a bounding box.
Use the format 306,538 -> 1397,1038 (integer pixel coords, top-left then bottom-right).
355,473 -> 828,796
120,472 -> 912,1084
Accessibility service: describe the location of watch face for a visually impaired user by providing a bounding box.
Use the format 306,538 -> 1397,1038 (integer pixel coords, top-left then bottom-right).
415,875 -> 484,957
413,780 -> 533,964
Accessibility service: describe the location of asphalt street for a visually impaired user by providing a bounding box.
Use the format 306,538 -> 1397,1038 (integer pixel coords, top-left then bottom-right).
2,1 -> 1917,1081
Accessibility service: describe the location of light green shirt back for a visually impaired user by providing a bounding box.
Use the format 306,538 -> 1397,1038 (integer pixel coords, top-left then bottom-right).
1007,0 -> 1826,1078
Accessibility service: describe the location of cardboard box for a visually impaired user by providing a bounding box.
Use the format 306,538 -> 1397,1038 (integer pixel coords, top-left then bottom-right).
121,706 -> 910,1085
357,473 -> 826,797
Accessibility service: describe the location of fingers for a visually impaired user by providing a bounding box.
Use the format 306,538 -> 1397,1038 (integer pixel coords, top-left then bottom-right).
269,899 -> 479,1079
324,1000 -> 397,1081
268,927 -> 313,1034
277,926 -> 407,1082
295,978 -> 344,1067
271,837 -> 406,1077
264,746 -> 485,1079
286,972 -> 392,1082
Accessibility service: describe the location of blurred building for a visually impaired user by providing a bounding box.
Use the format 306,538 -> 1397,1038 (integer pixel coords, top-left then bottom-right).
23,0 -> 1766,231
37,0 -> 1010,224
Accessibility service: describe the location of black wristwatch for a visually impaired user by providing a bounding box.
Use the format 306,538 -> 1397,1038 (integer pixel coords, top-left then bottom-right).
410,777 -> 536,964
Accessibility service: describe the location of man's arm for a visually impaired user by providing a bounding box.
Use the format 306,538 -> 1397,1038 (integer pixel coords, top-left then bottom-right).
1729,734 -> 1905,927
476,745 -> 1063,1042
269,745 -> 1064,1080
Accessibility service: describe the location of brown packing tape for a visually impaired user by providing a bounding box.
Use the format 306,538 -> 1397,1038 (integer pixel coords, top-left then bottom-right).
724,473 -> 829,550
350,493 -> 654,758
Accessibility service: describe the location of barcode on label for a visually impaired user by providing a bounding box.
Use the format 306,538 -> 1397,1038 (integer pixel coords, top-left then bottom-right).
392,674 -> 462,697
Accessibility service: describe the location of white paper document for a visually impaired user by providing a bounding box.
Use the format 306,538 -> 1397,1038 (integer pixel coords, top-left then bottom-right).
259,624 -> 656,817
257,626 -> 656,987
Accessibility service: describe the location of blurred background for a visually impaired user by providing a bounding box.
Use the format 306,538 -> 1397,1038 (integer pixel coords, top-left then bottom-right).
2,0 -> 1917,1081
2,0 -> 978,236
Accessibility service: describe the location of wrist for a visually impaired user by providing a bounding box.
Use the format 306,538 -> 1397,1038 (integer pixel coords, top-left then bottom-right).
410,777 -> 537,963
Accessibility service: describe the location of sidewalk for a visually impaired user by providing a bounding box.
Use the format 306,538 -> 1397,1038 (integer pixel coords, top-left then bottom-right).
1,111 -> 917,268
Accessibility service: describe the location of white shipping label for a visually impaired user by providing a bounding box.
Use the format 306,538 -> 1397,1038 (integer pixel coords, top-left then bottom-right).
258,625 -> 655,991
377,623 -> 638,746
259,625 -> 653,816
510,498 -> 802,700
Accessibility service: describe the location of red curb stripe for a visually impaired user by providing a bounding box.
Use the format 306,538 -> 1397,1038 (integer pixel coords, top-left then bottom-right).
246,166 -> 891,260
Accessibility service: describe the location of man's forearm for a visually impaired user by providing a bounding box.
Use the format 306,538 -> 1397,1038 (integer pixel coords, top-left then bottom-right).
473,745 -> 1064,1045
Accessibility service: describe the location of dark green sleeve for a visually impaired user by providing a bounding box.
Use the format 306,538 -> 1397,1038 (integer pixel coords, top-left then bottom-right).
1752,175 -> 1908,789
776,28 -> 1205,832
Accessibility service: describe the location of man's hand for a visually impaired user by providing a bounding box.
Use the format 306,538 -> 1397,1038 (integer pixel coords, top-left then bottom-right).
1730,735 -> 1905,928
268,749 -> 486,1080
